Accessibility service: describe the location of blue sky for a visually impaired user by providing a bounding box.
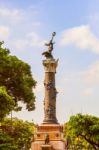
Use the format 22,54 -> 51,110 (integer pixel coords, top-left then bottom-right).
0,0 -> 99,123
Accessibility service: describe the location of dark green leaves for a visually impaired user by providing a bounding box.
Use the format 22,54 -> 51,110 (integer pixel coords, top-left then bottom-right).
0,118 -> 35,150
0,42 -> 36,116
0,87 -> 15,120
64,114 -> 99,150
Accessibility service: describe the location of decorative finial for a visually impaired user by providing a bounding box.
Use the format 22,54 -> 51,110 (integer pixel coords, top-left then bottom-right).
42,32 -> 56,59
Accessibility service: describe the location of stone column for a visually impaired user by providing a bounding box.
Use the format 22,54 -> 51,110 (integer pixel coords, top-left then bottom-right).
43,58 -> 58,124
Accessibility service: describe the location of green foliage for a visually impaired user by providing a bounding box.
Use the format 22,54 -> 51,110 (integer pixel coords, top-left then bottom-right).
64,114 -> 99,150
0,130 -> 17,150
0,41 -> 36,114
0,117 -> 35,150
0,86 -> 15,120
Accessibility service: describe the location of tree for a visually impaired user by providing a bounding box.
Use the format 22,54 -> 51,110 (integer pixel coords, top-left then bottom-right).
0,86 -> 15,120
0,131 -> 17,150
64,114 -> 99,150
0,117 -> 35,150
0,41 -> 36,113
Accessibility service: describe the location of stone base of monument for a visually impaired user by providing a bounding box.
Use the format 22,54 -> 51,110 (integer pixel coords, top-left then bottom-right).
31,124 -> 65,150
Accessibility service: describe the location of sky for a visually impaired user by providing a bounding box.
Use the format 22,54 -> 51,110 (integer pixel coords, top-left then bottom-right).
0,0 -> 99,124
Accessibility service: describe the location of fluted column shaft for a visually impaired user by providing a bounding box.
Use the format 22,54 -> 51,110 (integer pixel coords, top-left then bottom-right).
43,59 -> 58,124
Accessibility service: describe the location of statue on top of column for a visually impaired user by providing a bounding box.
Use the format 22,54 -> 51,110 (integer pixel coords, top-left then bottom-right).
42,32 -> 56,59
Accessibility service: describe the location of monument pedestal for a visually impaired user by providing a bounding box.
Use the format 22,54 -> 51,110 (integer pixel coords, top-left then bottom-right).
31,124 -> 65,150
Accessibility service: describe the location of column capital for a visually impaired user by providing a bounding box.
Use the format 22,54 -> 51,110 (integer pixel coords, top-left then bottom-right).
43,58 -> 59,73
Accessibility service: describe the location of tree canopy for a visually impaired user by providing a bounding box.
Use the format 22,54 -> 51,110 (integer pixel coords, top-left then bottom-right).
0,41 -> 36,119
0,117 -> 35,150
0,86 -> 15,120
64,114 -> 99,150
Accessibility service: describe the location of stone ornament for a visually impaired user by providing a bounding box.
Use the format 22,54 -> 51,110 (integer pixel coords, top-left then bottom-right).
43,59 -> 58,73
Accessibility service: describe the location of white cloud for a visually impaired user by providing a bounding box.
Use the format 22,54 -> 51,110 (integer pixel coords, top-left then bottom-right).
65,61 -> 99,99
27,32 -> 45,47
0,26 -> 10,39
63,61 -> 99,87
31,22 -> 42,27
0,7 -> 44,50
82,88 -> 93,97
56,61 -> 99,122
58,61 -> 99,99
13,39 -> 29,50
12,32 -> 46,50
85,61 -> 99,85
0,8 -> 20,17
0,8 -> 24,24
60,25 -> 99,54
0,7 -> 42,26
